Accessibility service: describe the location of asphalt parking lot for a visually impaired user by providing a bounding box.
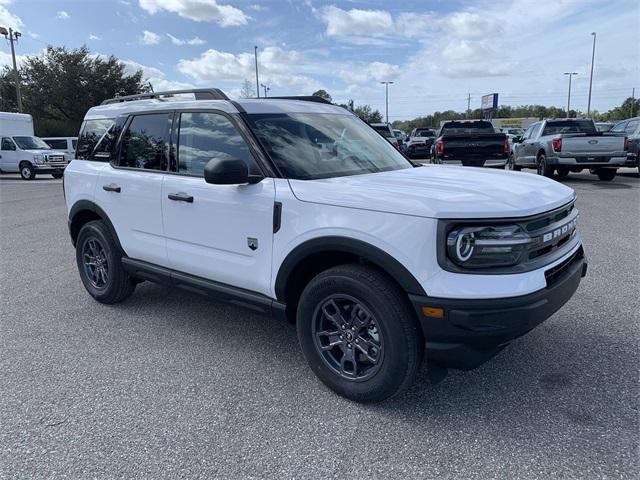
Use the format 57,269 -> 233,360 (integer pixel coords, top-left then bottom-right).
1,169 -> 638,479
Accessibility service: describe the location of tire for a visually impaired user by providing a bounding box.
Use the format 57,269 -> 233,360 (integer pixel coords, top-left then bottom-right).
297,263 -> 424,403
596,169 -> 616,181
51,172 -> 64,179
536,153 -> 553,178
556,166 -> 570,178
75,220 -> 135,304
507,153 -> 521,171
20,162 -> 36,180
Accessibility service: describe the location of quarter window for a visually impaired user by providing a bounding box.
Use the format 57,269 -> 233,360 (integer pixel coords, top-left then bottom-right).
177,112 -> 252,176
610,122 -> 627,133
118,113 -> 170,171
76,119 -> 116,160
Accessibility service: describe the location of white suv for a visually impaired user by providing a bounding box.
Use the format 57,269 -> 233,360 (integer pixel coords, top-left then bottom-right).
64,89 -> 587,403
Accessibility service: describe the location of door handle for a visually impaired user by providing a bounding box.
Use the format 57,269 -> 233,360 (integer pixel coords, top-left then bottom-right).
168,193 -> 194,203
103,184 -> 121,193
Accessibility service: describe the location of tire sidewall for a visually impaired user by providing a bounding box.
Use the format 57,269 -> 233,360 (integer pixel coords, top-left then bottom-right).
76,221 -> 118,300
297,270 -> 415,402
20,163 -> 35,180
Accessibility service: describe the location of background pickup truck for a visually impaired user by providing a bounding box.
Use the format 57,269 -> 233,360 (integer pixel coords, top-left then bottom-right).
431,120 -> 509,168
510,118 -> 629,181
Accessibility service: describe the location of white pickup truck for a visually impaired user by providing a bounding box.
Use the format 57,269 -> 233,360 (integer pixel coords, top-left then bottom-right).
509,118 -> 628,181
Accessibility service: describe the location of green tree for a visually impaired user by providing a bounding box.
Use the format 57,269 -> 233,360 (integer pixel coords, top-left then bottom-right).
0,46 -> 149,136
312,89 -> 332,103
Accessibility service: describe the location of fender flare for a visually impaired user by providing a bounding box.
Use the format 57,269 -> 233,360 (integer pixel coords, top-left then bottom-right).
68,200 -> 123,252
274,236 -> 426,300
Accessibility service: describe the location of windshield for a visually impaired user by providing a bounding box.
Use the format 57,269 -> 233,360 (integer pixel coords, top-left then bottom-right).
542,120 -> 597,136
12,136 -> 51,150
441,121 -> 496,135
246,113 -> 412,180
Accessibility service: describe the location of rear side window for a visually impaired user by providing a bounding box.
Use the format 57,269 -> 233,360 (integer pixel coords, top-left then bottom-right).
44,139 -> 67,150
625,120 -> 639,134
177,112 -> 252,176
118,113 -> 170,171
609,122 -> 626,133
76,119 -> 116,160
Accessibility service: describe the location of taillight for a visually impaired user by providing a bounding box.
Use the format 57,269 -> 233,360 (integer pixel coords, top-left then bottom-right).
503,138 -> 510,155
624,136 -> 629,151
436,139 -> 444,156
552,137 -> 562,152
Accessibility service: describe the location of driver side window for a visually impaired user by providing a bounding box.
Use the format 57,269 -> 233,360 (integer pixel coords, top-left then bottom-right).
1,137 -> 16,151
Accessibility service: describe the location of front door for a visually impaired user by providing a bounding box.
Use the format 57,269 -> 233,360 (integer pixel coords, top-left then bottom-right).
1,137 -> 19,172
161,111 -> 275,296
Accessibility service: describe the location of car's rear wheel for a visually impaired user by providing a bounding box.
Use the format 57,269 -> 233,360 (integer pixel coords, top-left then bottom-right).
297,264 -> 424,403
536,153 -> 553,177
595,169 -> 616,181
76,220 -> 135,304
20,162 -> 35,180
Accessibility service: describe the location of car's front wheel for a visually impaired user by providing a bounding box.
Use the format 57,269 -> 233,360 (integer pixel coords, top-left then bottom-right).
20,162 -> 35,180
297,264 -> 424,403
76,220 -> 136,304
507,153 -> 521,171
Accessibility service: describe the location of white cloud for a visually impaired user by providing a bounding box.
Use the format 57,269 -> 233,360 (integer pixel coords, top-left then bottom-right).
339,62 -> 400,85
166,33 -> 205,45
119,58 -> 194,91
56,10 -> 69,19
89,34 -> 101,40
320,5 -> 393,37
0,0 -> 23,29
139,0 -> 249,27
177,46 -> 321,91
27,31 -> 39,39
140,30 -> 161,45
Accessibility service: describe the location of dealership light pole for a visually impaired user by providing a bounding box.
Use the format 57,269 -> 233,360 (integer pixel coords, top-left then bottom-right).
254,46 -> 260,98
380,81 -> 393,124
564,72 -> 578,118
260,83 -> 270,97
587,32 -> 596,117
1,26 -> 23,112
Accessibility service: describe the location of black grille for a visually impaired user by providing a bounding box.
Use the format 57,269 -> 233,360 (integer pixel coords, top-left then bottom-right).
545,246 -> 583,287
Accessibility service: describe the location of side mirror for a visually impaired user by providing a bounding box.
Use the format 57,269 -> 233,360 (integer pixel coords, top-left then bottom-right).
513,136 -> 523,143
204,157 -> 262,185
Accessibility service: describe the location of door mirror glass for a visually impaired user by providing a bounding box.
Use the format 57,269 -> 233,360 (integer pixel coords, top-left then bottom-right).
513,136 -> 523,143
204,157 -> 259,185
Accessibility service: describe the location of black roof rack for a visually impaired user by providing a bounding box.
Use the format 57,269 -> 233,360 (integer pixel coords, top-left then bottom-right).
267,96 -> 333,105
101,88 -> 229,105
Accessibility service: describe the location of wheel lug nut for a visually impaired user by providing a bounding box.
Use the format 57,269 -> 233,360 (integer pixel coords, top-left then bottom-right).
347,343 -> 352,348
355,339 -> 359,344
351,327 -> 356,331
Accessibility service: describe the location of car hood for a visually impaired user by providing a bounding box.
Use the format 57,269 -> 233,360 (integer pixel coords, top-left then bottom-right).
288,165 -> 575,219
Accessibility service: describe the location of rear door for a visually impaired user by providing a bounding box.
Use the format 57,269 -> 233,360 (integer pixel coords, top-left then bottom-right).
95,112 -> 171,266
161,111 -> 275,296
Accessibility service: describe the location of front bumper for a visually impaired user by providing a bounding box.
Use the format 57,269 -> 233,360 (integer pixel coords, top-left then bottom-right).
33,162 -> 68,173
410,246 -> 587,370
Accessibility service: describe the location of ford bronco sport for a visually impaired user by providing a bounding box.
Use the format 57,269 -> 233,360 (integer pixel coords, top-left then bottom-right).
65,89 -> 587,403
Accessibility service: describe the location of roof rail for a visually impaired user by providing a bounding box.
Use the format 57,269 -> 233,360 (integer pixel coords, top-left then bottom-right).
101,88 -> 229,105
267,96 -> 333,105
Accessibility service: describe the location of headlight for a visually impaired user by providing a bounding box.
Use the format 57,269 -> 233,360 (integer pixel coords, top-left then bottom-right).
446,225 -> 531,268
33,154 -> 44,164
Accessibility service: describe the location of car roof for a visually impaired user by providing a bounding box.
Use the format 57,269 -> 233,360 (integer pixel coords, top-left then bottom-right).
85,97 -> 351,120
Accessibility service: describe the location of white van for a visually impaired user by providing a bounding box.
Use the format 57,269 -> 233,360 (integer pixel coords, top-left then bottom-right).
0,112 -> 69,180
42,137 -> 78,158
